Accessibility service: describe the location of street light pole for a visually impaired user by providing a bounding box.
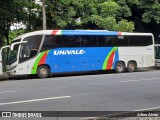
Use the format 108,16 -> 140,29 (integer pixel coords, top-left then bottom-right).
42,0 -> 46,30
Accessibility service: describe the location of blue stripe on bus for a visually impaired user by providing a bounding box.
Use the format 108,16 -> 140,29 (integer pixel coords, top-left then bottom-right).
61,30 -> 119,36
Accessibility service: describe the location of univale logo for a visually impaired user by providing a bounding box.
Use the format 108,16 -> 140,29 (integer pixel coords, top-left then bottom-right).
54,50 -> 85,55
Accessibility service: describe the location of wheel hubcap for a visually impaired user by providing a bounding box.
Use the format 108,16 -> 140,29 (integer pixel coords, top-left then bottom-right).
118,65 -> 123,71
40,68 -> 47,76
129,64 -> 134,70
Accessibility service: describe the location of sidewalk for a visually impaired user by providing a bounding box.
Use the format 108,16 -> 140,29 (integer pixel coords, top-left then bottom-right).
0,72 -> 9,80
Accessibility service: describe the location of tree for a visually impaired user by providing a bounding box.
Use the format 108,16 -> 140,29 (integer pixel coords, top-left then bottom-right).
0,0 -> 41,45
117,0 -> 160,39
89,1 -> 134,31
45,0 -> 134,31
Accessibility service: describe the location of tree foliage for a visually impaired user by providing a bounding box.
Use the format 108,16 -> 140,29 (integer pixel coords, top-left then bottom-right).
0,0 -> 41,45
45,0 -> 135,31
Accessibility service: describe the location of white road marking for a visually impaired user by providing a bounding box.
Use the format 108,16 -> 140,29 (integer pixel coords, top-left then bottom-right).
0,90 -> 17,94
0,96 -> 71,106
120,78 -> 160,83
134,106 -> 160,111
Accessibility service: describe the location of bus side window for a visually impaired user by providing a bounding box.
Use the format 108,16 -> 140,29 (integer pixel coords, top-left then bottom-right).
140,36 -> 153,46
128,36 -> 141,46
19,35 -> 42,63
97,36 -> 105,47
41,35 -> 62,52
81,36 -> 97,47
97,36 -> 115,47
62,35 -> 80,47
114,36 -> 128,46
105,36 -> 115,47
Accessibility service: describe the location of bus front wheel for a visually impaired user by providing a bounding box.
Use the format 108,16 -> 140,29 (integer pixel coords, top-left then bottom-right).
37,65 -> 50,78
127,61 -> 137,72
115,62 -> 125,73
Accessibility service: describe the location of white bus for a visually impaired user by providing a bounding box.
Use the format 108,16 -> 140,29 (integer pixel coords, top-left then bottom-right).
5,30 -> 155,78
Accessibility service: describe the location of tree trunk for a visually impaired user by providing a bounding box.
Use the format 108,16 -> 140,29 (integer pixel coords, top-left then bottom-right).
42,0 -> 46,30
5,34 -> 9,45
5,22 -> 10,45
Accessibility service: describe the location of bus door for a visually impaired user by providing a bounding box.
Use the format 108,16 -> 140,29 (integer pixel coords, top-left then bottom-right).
18,44 -> 33,75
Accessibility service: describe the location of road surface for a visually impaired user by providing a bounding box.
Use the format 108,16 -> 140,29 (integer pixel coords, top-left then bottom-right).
0,69 -> 160,119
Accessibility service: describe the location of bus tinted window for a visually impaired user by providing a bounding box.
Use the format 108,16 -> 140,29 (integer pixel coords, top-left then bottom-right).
41,35 -> 62,51
141,36 -> 153,46
81,36 -> 97,47
128,36 -> 141,46
62,35 -> 81,47
128,36 -> 153,46
114,36 -> 128,46
97,36 -> 115,47
105,36 -> 115,47
97,36 -> 105,47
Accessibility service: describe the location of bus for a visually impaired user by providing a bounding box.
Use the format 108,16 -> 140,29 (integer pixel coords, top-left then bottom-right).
6,30 -> 155,78
155,44 -> 160,67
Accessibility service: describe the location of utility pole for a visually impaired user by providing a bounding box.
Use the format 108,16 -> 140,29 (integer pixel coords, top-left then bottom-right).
42,0 -> 46,30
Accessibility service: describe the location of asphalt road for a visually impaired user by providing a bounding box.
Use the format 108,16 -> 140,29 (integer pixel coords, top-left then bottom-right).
0,69 -> 160,120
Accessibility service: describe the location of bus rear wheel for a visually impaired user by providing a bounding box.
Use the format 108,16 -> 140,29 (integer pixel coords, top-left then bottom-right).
37,65 -> 50,78
115,62 -> 125,73
127,61 -> 137,72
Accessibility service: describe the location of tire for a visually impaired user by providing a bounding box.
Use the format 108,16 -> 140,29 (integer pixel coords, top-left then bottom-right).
127,61 -> 137,72
37,65 -> 50,78
115,62 -> 125,73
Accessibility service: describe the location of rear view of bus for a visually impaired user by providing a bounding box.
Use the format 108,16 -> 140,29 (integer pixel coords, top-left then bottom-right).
6,30 -> 155,78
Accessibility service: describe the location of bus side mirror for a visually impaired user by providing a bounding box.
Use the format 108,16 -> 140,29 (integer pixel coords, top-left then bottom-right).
11,41 -> 27,50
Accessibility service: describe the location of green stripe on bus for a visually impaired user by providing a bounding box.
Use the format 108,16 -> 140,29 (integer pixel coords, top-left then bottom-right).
31,52 -> 46,74
102,47 -> 117,70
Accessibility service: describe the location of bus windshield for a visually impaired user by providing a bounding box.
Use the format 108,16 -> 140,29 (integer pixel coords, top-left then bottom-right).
6,39 -> 21,65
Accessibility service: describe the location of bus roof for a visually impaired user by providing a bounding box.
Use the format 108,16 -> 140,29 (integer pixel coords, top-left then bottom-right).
13,30 -> 153,41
